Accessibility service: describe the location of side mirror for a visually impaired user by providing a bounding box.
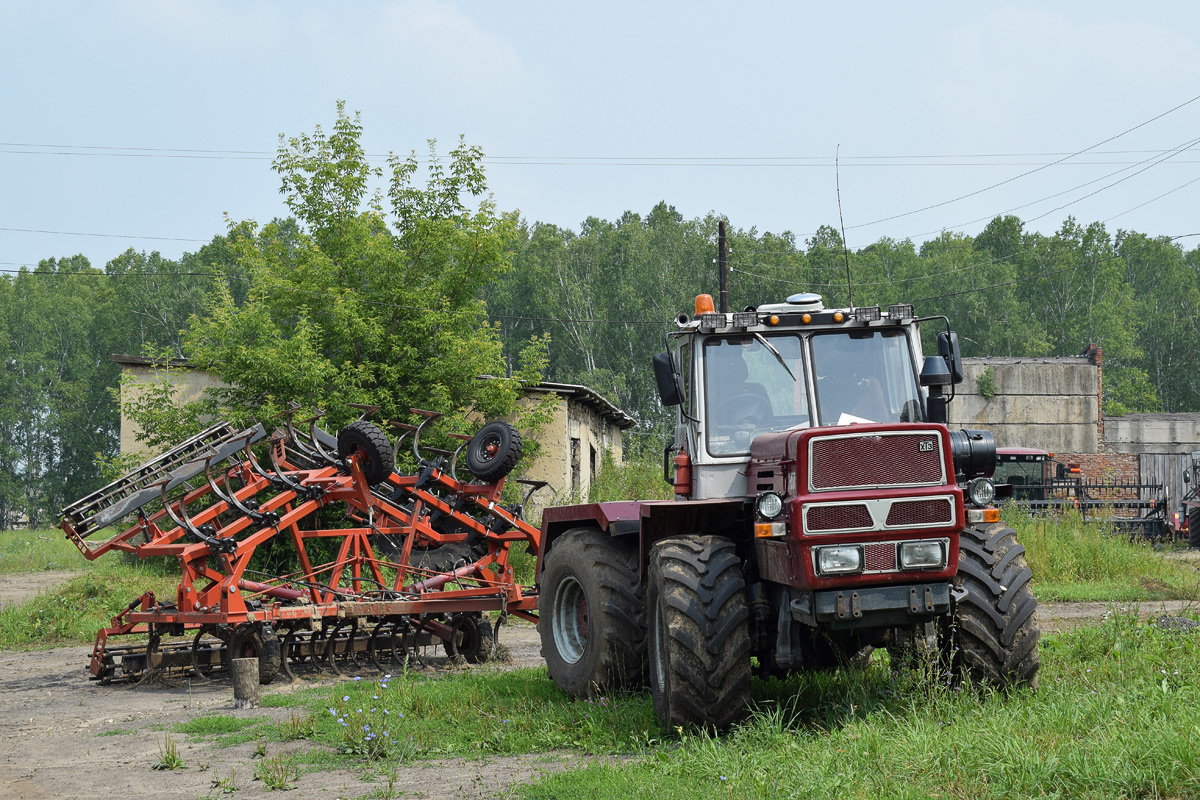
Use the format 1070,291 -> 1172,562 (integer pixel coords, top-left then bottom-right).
1185,470 -> 1192,486
652,351 -> 683,407
937,331 -> 964,384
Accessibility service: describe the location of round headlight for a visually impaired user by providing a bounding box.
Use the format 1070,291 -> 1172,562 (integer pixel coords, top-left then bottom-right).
756,491 -> 784,520
967,477 -> 996,507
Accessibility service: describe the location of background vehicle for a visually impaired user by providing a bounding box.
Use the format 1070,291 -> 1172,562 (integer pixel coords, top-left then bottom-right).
537,292 -> 1040,729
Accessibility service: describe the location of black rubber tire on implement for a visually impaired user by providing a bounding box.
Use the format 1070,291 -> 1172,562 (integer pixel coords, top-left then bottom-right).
229,624 -> 283,685
1188,504 -> 1200,549
943,522 -> 1040,689
647,536 -> 751,730
337,421 -> 395,487
465,421 -> 522,483
442,613 -> 495,663
539,527 -> 646,696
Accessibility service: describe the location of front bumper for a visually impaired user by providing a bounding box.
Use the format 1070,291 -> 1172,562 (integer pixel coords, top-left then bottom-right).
791,582 -> 951,630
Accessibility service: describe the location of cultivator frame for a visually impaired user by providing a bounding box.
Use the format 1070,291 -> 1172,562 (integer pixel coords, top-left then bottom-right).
60,408 -> 543,683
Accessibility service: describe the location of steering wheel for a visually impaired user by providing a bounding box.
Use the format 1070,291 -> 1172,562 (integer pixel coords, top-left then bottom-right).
715,395 -> 773,427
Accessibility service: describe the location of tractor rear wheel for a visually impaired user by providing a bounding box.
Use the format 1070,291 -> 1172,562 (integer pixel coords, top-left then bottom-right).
539,527 -> 646,696
1188,504 -> 1200,549
648,536 -> 751,730
942,522 -> 1040,689
465,421 -> 522,483
229,623 -> 283,685
337,421 -> 395,486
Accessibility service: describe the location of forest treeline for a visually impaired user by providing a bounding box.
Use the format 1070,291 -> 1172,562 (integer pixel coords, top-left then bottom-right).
4,115 -> 1199,528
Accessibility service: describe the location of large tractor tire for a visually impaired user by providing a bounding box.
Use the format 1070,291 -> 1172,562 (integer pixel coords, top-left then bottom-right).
229,623 -> 283,685
943,522 -> 1040,689
1188,504 -> 1200,550
539,527 -> 646,696
648,536 -> 751,730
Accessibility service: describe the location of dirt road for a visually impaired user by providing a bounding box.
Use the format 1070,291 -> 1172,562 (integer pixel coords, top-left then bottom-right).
1,598 -> 1196,799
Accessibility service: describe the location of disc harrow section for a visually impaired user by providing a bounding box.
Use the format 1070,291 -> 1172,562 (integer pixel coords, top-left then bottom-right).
59,412 -> 541,684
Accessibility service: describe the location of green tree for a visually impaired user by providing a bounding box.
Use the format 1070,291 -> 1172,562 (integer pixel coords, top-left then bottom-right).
173,103 -> 542,442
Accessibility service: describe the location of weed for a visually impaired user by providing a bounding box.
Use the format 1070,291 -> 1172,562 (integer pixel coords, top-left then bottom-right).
253,737 -> 267,758
253,755 -> 299,791
152,734 -> 185,770
276,711 -> 315,741
209,769 -> 238,794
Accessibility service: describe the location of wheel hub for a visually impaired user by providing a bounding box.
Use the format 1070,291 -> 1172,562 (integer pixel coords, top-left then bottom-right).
552,575 -> 589,664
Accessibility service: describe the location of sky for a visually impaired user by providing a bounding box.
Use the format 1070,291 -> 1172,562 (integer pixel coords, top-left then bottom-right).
4,1 -> 1200,272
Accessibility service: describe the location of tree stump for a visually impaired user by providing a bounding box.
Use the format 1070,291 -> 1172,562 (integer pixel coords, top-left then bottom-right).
231,657 -> 260,709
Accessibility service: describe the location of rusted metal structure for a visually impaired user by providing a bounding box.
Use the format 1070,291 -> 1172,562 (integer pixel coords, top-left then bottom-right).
60,408 -> 541,683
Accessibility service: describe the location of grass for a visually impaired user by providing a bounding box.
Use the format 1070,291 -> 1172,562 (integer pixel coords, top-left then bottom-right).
0,529 -> 83,573
233,609 -> 1200,800
519,610 -> 1200,799
1010,510 -> 1200,601
267,666 -> 657,762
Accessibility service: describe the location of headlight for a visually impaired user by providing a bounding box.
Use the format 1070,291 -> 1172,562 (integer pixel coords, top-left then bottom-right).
814,545 -> 863,575
898,540 -> 946,570
756,491 -> 784,520
967,477 -> 996,507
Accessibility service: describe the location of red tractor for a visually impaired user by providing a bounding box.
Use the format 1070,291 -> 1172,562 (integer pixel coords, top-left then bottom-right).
536,292 -> 1040,728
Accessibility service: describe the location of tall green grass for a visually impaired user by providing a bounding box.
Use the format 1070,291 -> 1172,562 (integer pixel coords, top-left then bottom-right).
521,610 -> 1200,800
1010,511 -> 1200,601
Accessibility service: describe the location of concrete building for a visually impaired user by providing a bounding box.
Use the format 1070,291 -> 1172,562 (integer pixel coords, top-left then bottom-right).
111,355 -> 634,514
948,348 -> 1200,511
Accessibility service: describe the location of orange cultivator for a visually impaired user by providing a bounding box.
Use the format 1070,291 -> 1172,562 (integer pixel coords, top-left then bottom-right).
59,408 -> 544,683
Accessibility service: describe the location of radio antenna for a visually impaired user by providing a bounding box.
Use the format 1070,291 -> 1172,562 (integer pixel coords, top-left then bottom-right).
836,144 -> 853,308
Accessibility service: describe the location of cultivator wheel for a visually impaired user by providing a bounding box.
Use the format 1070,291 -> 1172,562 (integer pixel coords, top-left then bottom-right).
444,613 -> 494,663
228,624 -> 282,684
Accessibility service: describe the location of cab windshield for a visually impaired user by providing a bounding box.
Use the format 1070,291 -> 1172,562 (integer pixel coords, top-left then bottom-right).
810,330 -> 923,426
704,335 -> 809,456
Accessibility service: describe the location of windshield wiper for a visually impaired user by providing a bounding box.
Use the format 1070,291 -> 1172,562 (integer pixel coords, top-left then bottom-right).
754,333 -> 797,382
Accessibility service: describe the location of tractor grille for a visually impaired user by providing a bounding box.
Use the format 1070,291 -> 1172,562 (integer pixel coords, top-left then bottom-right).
863,543 -> 897,572
809,431 -> 945,491
885,498 -> 954,527
806,504 -> 872,531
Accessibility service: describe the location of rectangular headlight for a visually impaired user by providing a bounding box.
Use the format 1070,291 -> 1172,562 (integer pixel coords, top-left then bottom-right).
732,311 -> 758,328
815,545 -> 863,575
898,540 -> 946,570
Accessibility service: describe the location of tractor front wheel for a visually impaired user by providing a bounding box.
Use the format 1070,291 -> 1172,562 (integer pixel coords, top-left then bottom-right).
539,527 -> 645,696
648,536 -> 751,729
942,522 -> 1040,689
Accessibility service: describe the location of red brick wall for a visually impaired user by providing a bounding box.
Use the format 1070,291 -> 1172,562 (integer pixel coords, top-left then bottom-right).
1052,452 -> 1139,484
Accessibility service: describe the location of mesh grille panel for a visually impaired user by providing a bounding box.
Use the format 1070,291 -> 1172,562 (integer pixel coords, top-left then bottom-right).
807,504 -> 872,531
810,433 -> 943,490
885,498 -> 953,527
864,543 -> 896,572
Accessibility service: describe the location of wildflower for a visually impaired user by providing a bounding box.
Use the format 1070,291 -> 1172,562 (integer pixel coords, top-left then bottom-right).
328,708 -> 336,716
384,674 -> 392,680
720,776 -> 727,781
354,676 -> 362,681
343,695 -> 350,701
381,683 -> 388,689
